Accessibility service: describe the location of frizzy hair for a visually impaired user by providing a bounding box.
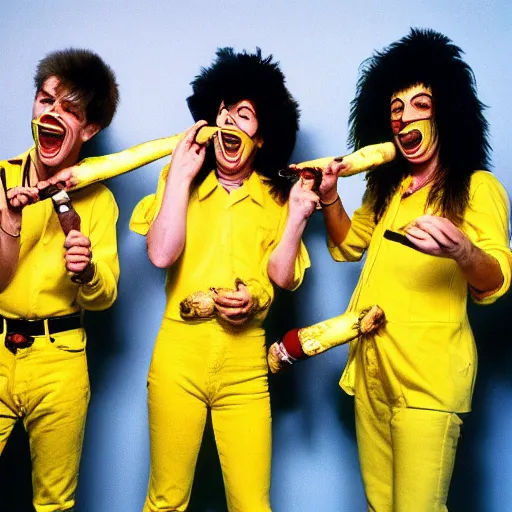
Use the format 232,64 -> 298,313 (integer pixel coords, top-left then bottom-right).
187,47 -> 300,202
349,28 -> 490,225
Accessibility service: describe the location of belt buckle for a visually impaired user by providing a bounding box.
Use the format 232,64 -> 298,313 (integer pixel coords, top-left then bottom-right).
5,333 -> 35,354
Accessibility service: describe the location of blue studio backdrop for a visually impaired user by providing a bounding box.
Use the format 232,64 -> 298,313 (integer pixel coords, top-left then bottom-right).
0,1 -> 511,511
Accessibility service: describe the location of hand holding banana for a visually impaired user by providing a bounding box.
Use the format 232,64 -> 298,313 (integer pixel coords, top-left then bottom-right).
280,142 -> 396,187
35,125 -> 223,199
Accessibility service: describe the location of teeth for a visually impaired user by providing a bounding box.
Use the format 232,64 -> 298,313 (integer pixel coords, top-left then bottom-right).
222,134 -> 241,152
40,129 -> 63,139
35,114 -> 66,135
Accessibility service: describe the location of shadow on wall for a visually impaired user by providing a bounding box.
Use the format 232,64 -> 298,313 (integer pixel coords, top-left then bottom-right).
2,126 -> 510,511
448,291 -> 512,511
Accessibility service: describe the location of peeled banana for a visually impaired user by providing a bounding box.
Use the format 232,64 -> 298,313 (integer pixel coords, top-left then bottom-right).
288,142 -> 396,178
37,125 -> 237,198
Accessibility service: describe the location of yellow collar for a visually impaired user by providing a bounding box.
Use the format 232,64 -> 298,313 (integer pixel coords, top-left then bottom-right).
198,170 -> 265,207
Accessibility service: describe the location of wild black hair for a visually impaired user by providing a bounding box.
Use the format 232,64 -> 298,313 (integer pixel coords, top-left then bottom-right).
350,28 -> 490,225
187,47 -> 300,202
34,48 -> 119,130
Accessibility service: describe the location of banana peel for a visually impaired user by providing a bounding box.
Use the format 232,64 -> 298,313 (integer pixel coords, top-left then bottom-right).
267,305 -> 385,374
179,278 -> 246,320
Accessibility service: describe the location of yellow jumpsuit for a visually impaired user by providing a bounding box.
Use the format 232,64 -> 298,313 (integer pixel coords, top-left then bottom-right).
329,171 -> 511,511
131,168 -> 309,512
0,149 -> 119,512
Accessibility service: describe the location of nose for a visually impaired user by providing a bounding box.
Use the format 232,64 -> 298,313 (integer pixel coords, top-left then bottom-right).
42,101 -> 61,116
217,105 -> 236,127
220,111 -> 234,127
401,103 -> 420,124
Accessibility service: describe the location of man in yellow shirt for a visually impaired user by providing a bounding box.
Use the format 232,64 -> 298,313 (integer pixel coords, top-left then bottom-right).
131,48 -> 317,511
0,49 -> 120,511
309,28 -> 511,511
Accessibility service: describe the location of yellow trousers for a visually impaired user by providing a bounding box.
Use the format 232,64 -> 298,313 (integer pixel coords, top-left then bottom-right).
0,325 -> 90,512
354,338 -> 462,512
144,320 -> 272,512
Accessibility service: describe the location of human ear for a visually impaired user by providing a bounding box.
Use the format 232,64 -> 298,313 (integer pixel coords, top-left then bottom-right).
81,123 -> 101,143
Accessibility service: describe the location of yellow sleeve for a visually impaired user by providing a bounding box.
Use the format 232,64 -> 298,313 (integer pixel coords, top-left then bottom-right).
244,278 -> 272,319
129,164 -> 170,235
77,187 -> 120,311
327,198 -> 376,262
464,172 -> 512,305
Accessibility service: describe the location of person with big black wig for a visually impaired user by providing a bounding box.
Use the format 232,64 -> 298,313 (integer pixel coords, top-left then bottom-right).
316,28 -> 511,510
130,48 -> 316,511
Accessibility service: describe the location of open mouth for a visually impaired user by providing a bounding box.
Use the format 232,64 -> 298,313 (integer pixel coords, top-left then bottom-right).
34,114 -> 66,157
221,132 -> 242,156
398,129 -> 422,152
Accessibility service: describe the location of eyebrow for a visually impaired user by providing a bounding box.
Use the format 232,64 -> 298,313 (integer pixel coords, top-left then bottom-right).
238,104 -> 256,115
411,92 -> 433,101
38,87 -> 54,98
390,92 -> 433,104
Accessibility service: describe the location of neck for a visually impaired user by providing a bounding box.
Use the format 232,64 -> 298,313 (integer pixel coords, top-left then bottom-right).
31,148 -> 80,184
404,154 -> 440,197
216,167 -> 253,192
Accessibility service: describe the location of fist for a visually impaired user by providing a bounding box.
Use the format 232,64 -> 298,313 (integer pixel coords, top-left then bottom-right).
64,230 -> 94,282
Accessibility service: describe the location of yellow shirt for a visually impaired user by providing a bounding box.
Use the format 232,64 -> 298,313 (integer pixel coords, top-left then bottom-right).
130,167 -> 310,335
329,171 -> 512,412
0,149 -> 120,319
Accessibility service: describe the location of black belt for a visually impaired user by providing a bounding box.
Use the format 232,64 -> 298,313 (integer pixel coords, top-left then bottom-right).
1,313 -> 82,354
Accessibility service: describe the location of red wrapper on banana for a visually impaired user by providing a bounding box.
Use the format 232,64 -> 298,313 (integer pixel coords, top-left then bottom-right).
267,305 -> 385,373
35,124 -> 240,199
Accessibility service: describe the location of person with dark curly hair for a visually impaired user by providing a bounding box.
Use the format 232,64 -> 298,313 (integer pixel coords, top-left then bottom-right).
316,29 -> 511,510
0,48 -> 120,511
130,47 -> 315,511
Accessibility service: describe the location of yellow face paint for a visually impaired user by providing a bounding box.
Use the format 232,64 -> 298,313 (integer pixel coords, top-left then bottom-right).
31,112 -> 66,151
390,84 -> 439,165
396,118 -> 439,165
214,99 -> 262,176
213,127 -> 259,173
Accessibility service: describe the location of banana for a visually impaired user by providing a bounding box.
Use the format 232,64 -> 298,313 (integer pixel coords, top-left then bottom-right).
37,126 -> 230,198
267,305 -> 385,374
291,142 -> 396,177
68,125 -> 221,190
179,278 -> 247,320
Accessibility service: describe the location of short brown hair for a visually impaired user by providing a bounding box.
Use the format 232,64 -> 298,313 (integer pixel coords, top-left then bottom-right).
34,48 -> 119,129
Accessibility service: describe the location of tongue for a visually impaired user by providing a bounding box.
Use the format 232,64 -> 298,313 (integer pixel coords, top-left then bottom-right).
39,133 -> 63,153
400,130 -> 421,150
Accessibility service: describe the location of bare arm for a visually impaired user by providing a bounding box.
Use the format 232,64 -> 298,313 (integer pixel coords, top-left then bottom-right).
318,159 -> 352,246
0,186 -> 39,290
405,215 -> 504,293
268,178 -> 318,289
146,121 -> 207,268
0,208 -> 21,291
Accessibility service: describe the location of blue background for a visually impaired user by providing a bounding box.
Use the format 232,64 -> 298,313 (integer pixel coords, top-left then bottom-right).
1,1 -> 511,510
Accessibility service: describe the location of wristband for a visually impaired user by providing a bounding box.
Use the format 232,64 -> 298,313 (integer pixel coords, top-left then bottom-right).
0,223 -> 21,238
320,195 -> 340,208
